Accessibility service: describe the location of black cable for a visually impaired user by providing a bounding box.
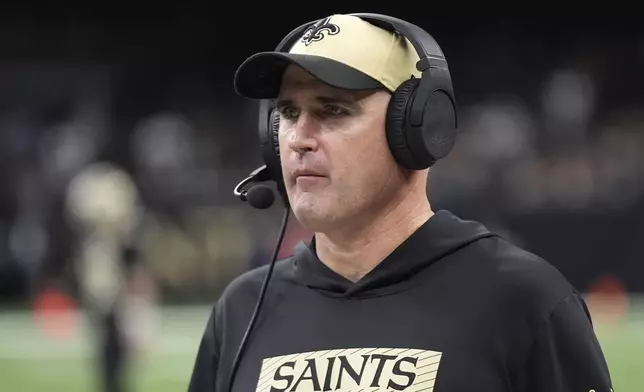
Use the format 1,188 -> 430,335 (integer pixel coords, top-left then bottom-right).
226,207 -> 291,391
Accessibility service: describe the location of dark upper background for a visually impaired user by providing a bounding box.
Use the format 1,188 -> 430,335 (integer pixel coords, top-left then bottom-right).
0,3 -> 642,304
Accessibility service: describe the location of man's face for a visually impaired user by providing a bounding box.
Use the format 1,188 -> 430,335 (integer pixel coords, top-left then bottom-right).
276,65 -> 407,232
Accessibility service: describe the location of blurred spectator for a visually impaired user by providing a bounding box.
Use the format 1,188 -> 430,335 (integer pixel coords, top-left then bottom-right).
64,162 -> 157,392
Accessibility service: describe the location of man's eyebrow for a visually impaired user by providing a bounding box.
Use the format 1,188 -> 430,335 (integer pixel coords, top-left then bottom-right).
275,96 -> 357,109
275,98 -> 292,110
315,96 -> 357,106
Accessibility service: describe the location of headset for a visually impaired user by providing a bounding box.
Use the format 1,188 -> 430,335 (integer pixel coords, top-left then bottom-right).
254,12 -> 458,202
229,13 -> 457,391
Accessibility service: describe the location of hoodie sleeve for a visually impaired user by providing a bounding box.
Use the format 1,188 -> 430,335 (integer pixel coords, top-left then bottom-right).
521,292 -> 614,392
188,305 -> 219,392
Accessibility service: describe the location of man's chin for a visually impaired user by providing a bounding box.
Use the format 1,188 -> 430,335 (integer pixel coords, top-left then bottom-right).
291,197 -> 335,231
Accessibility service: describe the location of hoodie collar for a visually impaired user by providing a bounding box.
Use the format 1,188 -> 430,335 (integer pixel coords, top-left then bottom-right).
292,210 -> 495,298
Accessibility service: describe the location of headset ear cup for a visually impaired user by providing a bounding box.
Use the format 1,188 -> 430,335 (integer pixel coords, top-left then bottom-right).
270,109 -> 280,156
268,109 -> 289,202
385,78 -> 421,169
259,107 -> 283,183
422,89 -> 457,162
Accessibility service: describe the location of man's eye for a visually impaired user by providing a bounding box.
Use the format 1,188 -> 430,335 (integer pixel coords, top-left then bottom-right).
280,107 -> 298,119
324,105 -> 347,116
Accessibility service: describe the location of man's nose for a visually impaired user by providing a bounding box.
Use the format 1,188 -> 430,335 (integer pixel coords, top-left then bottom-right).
287,113 -> 320,155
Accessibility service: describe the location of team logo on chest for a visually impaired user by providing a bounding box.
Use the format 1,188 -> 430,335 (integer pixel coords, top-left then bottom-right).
255,347 -> 442,391
301,17 -> 340,46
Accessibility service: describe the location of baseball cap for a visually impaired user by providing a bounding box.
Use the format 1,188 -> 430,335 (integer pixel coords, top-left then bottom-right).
234,14 -> 421,99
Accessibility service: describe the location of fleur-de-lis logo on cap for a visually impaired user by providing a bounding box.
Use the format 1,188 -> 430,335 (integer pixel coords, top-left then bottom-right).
301,16 -> 340,46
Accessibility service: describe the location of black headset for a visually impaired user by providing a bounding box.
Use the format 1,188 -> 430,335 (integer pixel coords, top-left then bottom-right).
257,13 -> 458,200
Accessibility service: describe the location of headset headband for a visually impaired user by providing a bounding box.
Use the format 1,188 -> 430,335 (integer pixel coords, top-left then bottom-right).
273,13 -> 449,73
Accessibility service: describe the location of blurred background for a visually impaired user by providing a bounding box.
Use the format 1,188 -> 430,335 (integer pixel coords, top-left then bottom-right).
0,4 -> 642,392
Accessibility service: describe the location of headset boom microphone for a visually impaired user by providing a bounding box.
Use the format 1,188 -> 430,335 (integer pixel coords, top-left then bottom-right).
246,185 -> 275,209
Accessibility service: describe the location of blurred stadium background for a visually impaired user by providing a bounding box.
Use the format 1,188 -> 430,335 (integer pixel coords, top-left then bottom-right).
0,4 -> 642,392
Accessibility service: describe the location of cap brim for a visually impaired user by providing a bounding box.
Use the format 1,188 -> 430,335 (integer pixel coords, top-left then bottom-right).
234,52 -> 384,99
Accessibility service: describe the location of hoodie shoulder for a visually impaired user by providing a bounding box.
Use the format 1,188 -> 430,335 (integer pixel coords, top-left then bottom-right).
471,235 -> 578,317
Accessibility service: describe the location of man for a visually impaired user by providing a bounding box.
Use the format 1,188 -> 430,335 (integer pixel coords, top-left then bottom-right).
188,14 -> 613,392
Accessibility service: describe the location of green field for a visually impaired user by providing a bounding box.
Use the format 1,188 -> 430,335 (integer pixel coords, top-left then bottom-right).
0,302 -> 642,392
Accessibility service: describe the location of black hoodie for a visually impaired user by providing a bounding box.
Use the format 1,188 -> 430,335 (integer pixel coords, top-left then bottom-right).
188,210 -> 613,392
